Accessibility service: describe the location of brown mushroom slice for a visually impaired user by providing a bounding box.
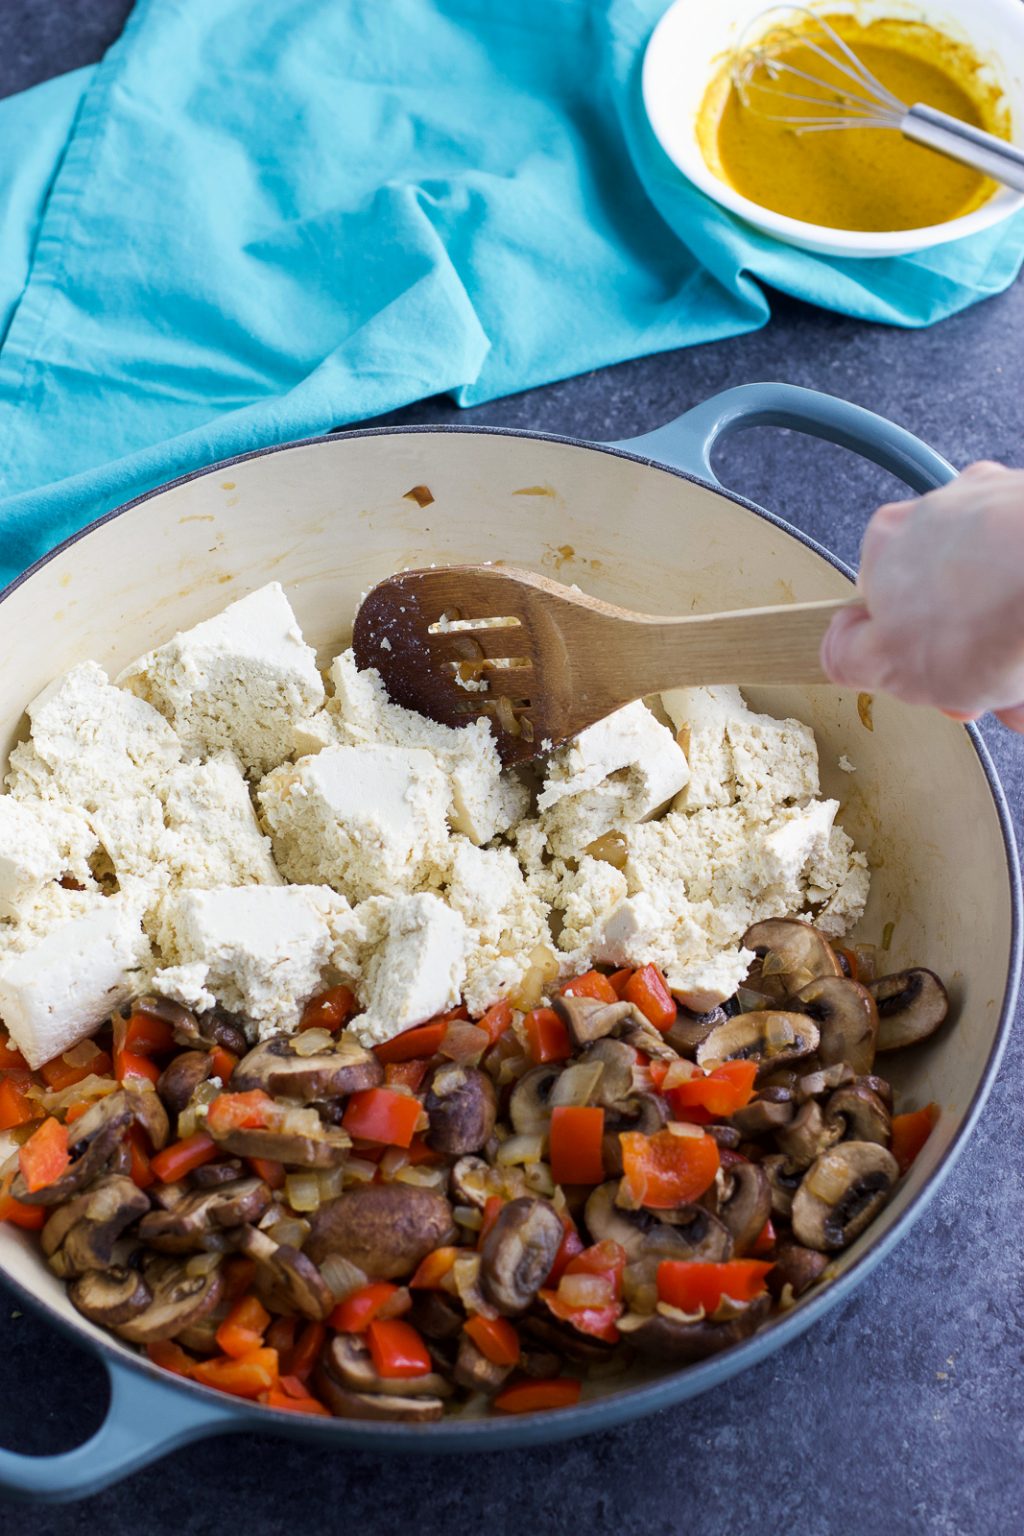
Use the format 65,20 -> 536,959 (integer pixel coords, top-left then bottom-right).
208,1119 -> 351,1168
137,995 -> 247,1057
795,1061 -> 855,1101
775,1100 -> 843,1171
791,1141 -> 900,1252
47,1176 -> 151,1277
743,918 -> 843,1001
695,1011 -> 819,1077
623,1293 -> 771,1363
454,1334 -> 512,1394
236,1225 -> 334,1320
520,1313 -> 616,1366
314,1374 -> 445,1423
425,1063 -> 496,1156
579,1038 -> 637,1108
767,1241 -> 829,1300
730,1087 -> 795,1137
825,1083 -> 891,1147
450,1155 -> 528,1209
602,1093 -> 667,1179
157,1050 -> 213,1117
123,1080 -> 171,1152
658,1204 -> 734,1261
762,1153 -> 805,1220
12,1092 -> 134,1205
868,969 -> 950,1052
520,1346 -> 564,1379
552,995 -> 634,1047
322,1334 -> 453,1399
480,1196 -> 564,1315
69,1266 -> 153,1327
114,1259 -> 223,1343
306,1184 -> 456,1279
138,1178 -> 271,1253
410,1289 -> 465,1341
791,977 -> 878,1076
230,1032 -> 383,1100
716,1162 -> 771,1254
584,1181 -> 667,1260
190,1158 -> 246,1188
664,1006 -> 729,1058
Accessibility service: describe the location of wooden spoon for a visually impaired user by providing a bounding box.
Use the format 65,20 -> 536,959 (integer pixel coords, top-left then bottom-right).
352,564 -> 852,765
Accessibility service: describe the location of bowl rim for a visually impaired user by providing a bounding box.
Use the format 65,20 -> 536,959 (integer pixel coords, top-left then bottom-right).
0,422 -> 1019,1450
640,0 -> 1024,257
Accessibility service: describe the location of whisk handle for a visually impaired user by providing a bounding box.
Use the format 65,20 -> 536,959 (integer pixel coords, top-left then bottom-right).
903,104 -> 1024,193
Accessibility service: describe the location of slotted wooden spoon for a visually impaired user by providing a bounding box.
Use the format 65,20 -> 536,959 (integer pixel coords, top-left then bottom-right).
352,564 -> 852,764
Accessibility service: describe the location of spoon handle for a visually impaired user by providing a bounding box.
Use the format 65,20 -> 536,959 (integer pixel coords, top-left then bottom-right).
902,104 -> 1024,192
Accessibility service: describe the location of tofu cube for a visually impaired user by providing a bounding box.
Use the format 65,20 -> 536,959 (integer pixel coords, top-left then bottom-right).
351,892 -> 467,1047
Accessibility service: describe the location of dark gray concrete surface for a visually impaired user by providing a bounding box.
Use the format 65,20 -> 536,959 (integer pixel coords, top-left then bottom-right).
0,4 -> 1021,1532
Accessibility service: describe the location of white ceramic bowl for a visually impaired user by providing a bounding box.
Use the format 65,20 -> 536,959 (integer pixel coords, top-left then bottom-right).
642,0 -> 1024,256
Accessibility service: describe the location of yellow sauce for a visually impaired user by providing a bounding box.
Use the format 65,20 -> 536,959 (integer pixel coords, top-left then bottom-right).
697,14 -> 1009,231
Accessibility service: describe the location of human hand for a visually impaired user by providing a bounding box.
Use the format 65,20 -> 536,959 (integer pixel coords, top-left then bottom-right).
820,461 -> 1024,733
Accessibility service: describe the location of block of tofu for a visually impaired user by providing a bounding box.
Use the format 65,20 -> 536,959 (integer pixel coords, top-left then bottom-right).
662,685 -> 819,816
538,701 -> 689,858
118,583 -> 324,778
0,797 -> 96,918
6,661 -> 183,808
153,885 -> 344,1034
0,893 -> 151,1068
351,892 -> 468,1047
760,800 -> 838,889
161,754 -> 282,891
328,650 -> 527,844
259,744 -> 451,902
443,839 -> 550,1015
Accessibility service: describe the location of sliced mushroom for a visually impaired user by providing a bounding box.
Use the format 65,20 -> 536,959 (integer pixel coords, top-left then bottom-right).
552,995 -> 633,1047
716,1162 -> 771,1254
157,1050 -> 212,1117
579,1038 -> 637,1108
230,1032 -> 383,1100
45,1176 -> 151,1278
114,1258 -> 223,1343
321,1333 -> 452,1398
520,1345 -> 563,1378
584,1181 -> 663,1259
767,1241 -> 829,1300
410,1289 -> 465,1341
425,1064 -> 496,1157
313,1374 -> 445,1422
795,1062 -> 855,1101
479,1196 -> 564,1315
207,1115 -> 351,1169
791,977 -> 878,1076
775,1100 -> 842,1171
868,969 -> 950,1052
612,1008 -> 679,1062
623,1294 -> 771,1363
453,1334 -> 512,1394
730,1087 -> 795,1137
743,918 -> 842,1001
450,1155 -> 528,1209
12,1092 -> 134,1205
861,1073 -> 894,1112
138,1178 -> 271,1253
665,1006 -> 728,1058
509,1066 -> 561,1134
657,1204 -> 734,1261
69,1267 -> 152,1327
825,1083 -> 891,1147
602,1093 -> 667,1178
137,995 -> 247,1057
706,1124 -> 741,1151
191,1158 -> 246,1187
520,1313 -> 616,1366
235,1225 -> 334,1320
791,1141 -> 900,1252
695,1012 -> 819,1077
306,1184 -> 456,1279
762,1153 -> 805,1220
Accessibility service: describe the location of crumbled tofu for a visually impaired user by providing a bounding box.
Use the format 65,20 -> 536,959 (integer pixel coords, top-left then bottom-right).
838,754 -> 857,774
0,893 -> 151,1068
153,885 -> 345,1034
0,797 -> 96,917
258,745 -> 451,901
760,801 -> 838,889
538,701 -> 689,858
330,650 -> 528,844
161,754 -> 282,890
551,855 -> 629,974
663,685 -> 819,816
803,826 -> 871,936
351,892 -> 468,1047
443,839 -> 549,1015
118,583 -> 324,777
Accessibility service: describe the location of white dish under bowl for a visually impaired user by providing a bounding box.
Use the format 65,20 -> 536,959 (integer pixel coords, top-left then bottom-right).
642,0 -> 1024,257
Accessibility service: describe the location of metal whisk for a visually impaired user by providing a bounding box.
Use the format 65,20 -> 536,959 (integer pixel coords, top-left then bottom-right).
732,6 -> 1024,191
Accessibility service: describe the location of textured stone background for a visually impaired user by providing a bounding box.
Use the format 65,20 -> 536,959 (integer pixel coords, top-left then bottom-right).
0,4 -> 1021,1531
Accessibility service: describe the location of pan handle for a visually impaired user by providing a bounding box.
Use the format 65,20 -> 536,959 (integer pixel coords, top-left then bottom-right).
0,1355 -> 246,1503
608,381 -> 956,493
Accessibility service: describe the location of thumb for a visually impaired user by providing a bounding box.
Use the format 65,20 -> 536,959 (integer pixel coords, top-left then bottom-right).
820,604 -> 889,690
994,703 -> 1024,734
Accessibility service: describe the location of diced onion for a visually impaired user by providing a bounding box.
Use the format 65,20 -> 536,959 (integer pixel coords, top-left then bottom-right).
737,987 -> 770,1013
496,1133 -> 545,1166
395,1165 -> 447,1189
453,1204 -> 484,1231
185,1253 -> 221,1277
549,1062 -> 604,1109
667,1120 -> 706,1139
510,944 -> 559,1012
281,1107 -> 323,1137
660,1059 -> 698,1090
805,1153 -> 849,1202
38,1073 -> 119,1114
523,1161 -> 556,1197
376,1286 -> 412,1320
558,1273 -> 613,1309
852,944 -> 878,983
453,1253 -> 498,1320
656,1300 -> 706,1324
316,1165 -> 348,1202
761,949 -> 787,977
585,830 -> 628,870
343,1158 -> 378,1185
380,1146 -> 410,1180
440,1022 -> 489,1063
62,1040 -> 104,1068
267,1215 -> 311,1248
285,1171 -> 322,1213
765,1015 -> 796,1050
319,1254 -> 367,1300
293,1028 -> 334,1056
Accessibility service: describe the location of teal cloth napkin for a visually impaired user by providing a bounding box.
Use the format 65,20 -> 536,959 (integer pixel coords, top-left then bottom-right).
1,0 -> 1022,589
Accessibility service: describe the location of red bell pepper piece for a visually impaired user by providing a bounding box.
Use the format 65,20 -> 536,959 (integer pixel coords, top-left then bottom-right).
300,984 -> 357,1032
246,1155 -> 286,1189
477,998 -> 513,1045
545,1213 -> 585,1286
0,1035 -> 29,1071
891,1103 -> 939,1174
539,1239 -> 626,1342
367,1319 -> 431,1378
549,1105 -> 606,1186
464,1315 -> 521,1367
523,1008 -> 571,1064
620,1128 -> 720,1209
666,1060 -> 758,1118
493,1378 -> 581,1414
216,1294 -> 272,1359
210,1046 -> 237,1083
373,1019 -> 448,1064
607,968 -> 634,998
192,1348 -> 279,1399
410,1247 -> 460,1289
0,1074 -> 37,1131
206,1089 -> 276,1135
657,1259 -> 773,1314
127,1126 -> 155,1189
147,1339 -> 196,1378
18,1116 -> 69,1193
342,1087 -> 421,1148
122,1012 -> 176,1056
329,1282 -> 399,1333
149,1131 -> 218,1184
40,1045 -> 113,1093
623,963 -> 676,1031
0,1176 -> 46,1229
560,971 -> 619,1004
477,1195 -> 505,1248
384,1060 -> 431,1092
114,1049 -> 161,1086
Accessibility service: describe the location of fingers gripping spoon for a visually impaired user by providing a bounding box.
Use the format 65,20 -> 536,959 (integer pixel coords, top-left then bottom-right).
352,565 -> 851,765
